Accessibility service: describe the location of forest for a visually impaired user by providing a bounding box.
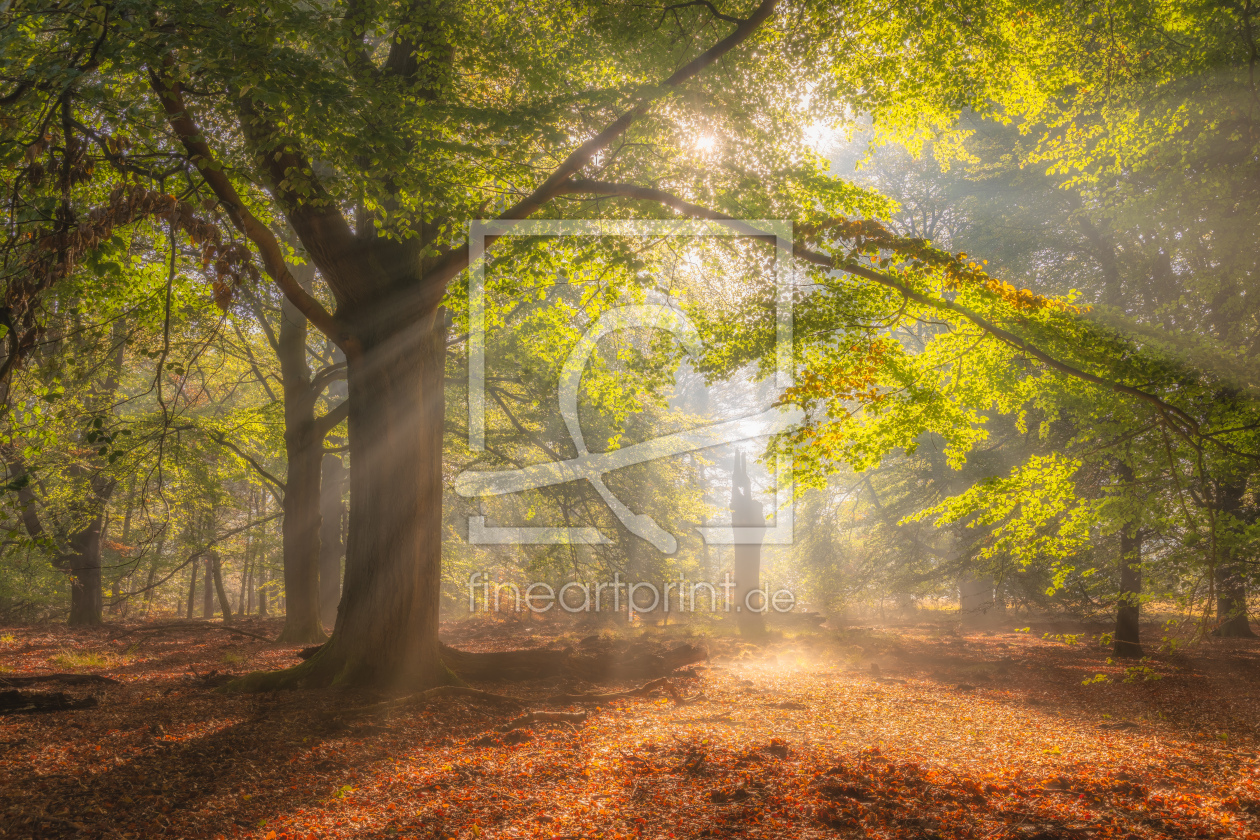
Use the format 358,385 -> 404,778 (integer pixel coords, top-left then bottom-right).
1,0 -> 1259,837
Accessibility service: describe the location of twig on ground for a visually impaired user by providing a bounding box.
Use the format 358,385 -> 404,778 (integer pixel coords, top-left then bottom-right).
497,710 -> 588,732
549,677 -> 688,705
0,673 -> 120,687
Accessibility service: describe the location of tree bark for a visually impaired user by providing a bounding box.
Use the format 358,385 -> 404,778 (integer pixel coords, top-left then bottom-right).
202,555 -> 215,619
275,295 -> 326,643
185,559 -> 199,620
730,451 -> 765,638
66,512 -> 105,626
258,564 -> 269,616
1214,475 -> 1254,638
141,559 -> 158,617
1114,461 -> 1143,657
209,551 -> 233,622
1114,526 -> 1143,657
238,550 -> 250,616
959,577 -> 995,623
240,313 -> 450,690
319,453 -> 347,626
63,323 -> 127,626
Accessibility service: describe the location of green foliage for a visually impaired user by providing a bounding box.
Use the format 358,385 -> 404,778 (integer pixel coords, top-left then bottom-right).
0,0 -> 1256,632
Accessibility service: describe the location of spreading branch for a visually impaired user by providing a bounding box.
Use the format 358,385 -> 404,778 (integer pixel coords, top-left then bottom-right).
555,179 -> 1216,447
206,432 -> 286,498
313,399 -> 349,437
146,62 -> 351,353
420,0 -> 776,291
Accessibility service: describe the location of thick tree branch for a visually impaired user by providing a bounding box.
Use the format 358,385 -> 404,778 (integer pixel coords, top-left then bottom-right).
420,0 -> 776,291
497,0 -> 775,222
310,362 -> 347,397
146,63 -> 353,354
234,96 -> 362,301
338,0 -> 380,83
313,399 -> 349,437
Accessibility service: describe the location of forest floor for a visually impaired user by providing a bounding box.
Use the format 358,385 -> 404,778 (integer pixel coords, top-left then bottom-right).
1,614 -> 1259,840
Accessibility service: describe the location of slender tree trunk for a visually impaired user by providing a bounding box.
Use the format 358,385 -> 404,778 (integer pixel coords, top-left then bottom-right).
66,512 -> 105,626
112,480 -> 135,616
141,532 -> 164,617
210,552 -> 233,621
1114,461 -> 1143,657
1113,536 -> 1144,659
729,452 -> 765,638
258,564 -> 269,616
186,559 -> 199,620
239,487 -> 256,615
202,556 -> 215,618
141,559 -> 158,617
1114,527 -> 1143,657
239,552 -> 252,617
243,556 -> 253,616
275,296 -> 326,643
64,324 -> 126,625
1214,476 -> 1254,638
319,453 -> 347,626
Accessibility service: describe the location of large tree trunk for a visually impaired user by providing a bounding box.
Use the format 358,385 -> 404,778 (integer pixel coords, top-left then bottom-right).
319,453 -> 347,626
1214,475 -> 1254,638
1114,461 -> 1143,657
959,577 -> 995,623
275,296 -> 326,643
66,513 -> 105,626
245,314 -> 450,690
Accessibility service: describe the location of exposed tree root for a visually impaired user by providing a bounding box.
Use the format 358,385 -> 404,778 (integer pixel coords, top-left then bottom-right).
0,674 -> 120,687
224,656 -> 319,693
242,638 -> 706,693
227,638 -> 463,693
351,685 -> 526,717
274,623 -> 328,645
549,677 -> 687,705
